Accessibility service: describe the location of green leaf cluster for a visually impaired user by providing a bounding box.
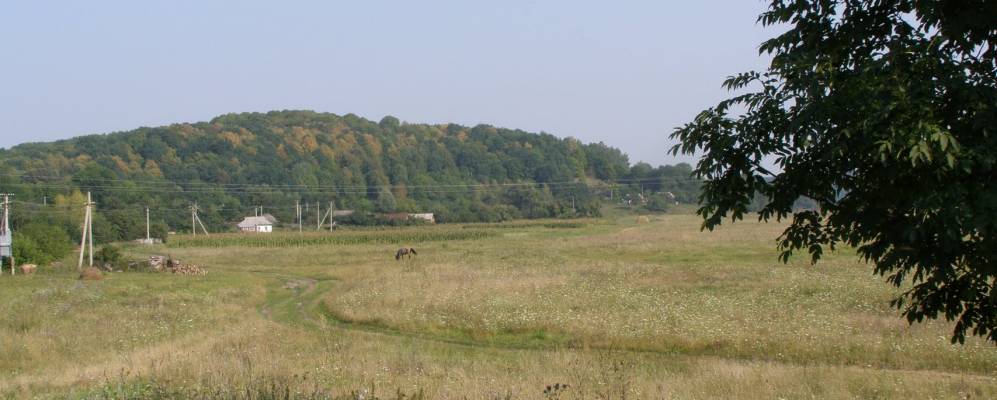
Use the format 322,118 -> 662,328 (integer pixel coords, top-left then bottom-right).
672,0 -> 997,342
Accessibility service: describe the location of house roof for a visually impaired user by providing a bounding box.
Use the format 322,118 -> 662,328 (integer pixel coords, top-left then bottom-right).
261,213 -> 278,224
237,216 -> 274,229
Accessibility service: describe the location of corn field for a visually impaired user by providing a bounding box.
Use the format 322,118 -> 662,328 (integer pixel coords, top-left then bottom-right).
460,220 -> 591,230
167,228 -> 497,248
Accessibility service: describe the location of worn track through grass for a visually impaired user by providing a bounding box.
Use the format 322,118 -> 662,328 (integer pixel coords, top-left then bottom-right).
260,271 -> 997,383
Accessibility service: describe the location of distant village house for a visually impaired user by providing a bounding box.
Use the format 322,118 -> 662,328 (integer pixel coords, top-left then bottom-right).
384,213 -> 435,224
237,214 -> 277,233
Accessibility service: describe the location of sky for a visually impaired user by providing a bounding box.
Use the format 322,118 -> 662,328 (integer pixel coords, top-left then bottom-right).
0,0 -> 778,167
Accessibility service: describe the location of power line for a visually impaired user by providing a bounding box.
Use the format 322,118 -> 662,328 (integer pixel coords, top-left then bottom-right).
0,174 -> 700,229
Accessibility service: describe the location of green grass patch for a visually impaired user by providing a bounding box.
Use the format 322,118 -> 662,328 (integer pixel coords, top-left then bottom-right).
168,229 -> 497,248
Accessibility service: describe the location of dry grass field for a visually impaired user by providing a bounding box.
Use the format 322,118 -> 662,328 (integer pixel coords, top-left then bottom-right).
1,211 -> 995,399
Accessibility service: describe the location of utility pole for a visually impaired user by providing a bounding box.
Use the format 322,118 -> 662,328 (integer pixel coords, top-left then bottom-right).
329,201 -> 334,232
145,207 -> 151,242
190,203 -> 208,236
316,202 -> 321,230
1,194 -> 13,275
77,192 -> 95,271
296,200 -> 302,233
88,193 -> 94,268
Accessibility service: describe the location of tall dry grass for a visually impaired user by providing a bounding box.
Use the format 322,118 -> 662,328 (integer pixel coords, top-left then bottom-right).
0,213 -> 994,399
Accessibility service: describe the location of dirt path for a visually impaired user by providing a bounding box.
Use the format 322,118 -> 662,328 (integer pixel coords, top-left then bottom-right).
254,273 -> 997,382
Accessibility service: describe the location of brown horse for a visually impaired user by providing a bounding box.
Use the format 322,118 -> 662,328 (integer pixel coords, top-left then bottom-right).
395,247 -> 417,260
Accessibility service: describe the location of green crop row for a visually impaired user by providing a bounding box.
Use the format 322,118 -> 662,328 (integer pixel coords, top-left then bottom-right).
460,221 -> 588,230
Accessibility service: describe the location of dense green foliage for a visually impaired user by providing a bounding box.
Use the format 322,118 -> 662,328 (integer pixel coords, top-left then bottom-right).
0,111 -> 699,247
94,244 -> 124,269
11,223 -> 72,265
672,0 -> 997,342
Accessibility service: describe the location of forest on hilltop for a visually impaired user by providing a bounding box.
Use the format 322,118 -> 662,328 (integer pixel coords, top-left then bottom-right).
0,111 -> 699,249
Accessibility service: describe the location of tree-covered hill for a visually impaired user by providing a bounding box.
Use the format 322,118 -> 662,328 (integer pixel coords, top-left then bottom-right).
0,110 -> 698,243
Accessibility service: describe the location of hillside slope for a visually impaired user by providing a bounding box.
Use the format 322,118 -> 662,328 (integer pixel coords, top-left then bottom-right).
0,111 -> 699,243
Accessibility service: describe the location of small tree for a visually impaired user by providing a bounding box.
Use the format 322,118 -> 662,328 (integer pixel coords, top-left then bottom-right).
379,115 -> 401,130
376,188 -> 397,213
12,234 -> 44,266
13,223 -> 73,266
645,194 -> 672,213
94,245 -> 123,270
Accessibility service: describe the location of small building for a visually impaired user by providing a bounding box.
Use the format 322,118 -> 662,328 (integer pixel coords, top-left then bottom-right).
409,213 -> 435,224
237,216 -> 274,233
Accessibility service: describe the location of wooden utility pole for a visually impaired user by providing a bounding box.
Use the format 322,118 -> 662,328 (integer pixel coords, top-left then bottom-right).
77,192 -> 95,271
1,194 -> 13,275
316,202 -> 321,230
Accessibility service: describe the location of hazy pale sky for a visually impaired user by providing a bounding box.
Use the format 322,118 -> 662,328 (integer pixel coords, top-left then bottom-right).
0,0 -> 777,166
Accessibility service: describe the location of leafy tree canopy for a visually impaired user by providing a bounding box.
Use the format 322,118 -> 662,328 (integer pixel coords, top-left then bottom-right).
1,111 -> 701,248
672,0 -> 997,342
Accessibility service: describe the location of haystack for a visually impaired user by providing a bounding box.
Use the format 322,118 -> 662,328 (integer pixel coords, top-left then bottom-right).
636,216 -> 651,224
79,267 -> 103,281
19,264 -> 37,274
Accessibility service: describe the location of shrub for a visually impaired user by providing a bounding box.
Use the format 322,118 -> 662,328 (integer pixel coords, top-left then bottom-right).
12,234 -> 44,265
94,245 -> 124,269
12,223 -> 73,265
645,195 -> 672,212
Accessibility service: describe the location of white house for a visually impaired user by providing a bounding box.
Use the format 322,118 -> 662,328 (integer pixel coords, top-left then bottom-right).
237,216 -> 274,233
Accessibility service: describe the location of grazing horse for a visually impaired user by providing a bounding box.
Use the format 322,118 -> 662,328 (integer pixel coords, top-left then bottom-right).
395,247 -> 417,260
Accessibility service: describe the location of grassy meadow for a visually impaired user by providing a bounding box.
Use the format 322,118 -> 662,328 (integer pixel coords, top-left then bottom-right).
1,211 -> 995,399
